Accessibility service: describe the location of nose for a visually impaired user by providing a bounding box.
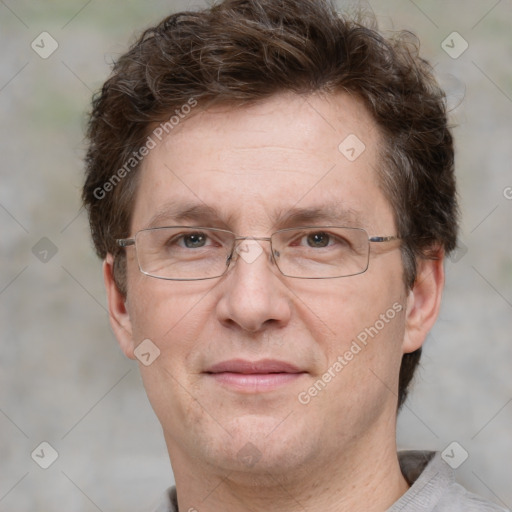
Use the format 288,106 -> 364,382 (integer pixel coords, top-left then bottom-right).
215,238 -> 292,333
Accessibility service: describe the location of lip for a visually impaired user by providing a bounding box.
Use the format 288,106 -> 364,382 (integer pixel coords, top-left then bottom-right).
204,359 -> 307,393
206,358 -> 303,374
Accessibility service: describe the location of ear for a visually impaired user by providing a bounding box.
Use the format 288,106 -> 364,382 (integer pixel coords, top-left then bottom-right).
103,253 -> 136,359
403,251 -> 445,354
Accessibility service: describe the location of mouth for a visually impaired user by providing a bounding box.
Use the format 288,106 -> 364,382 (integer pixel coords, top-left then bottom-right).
204,359 -> 307,393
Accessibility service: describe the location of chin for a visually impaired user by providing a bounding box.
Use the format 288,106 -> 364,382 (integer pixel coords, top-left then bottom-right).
196,413 -> 316,477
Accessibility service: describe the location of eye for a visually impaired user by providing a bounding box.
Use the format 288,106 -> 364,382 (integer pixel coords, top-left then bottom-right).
160,229 -> 231,252
161,230 -> 214,250
305,231 -> 331,248
180,232 -> 208,249
287,229 -> 352,251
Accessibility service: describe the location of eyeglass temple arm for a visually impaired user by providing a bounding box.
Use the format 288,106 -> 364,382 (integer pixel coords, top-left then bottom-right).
117,238 -> 135,247
369,235 -> 400,243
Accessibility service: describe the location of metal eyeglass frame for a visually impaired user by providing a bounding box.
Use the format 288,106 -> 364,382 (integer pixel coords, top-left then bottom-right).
116,226 -> 400,281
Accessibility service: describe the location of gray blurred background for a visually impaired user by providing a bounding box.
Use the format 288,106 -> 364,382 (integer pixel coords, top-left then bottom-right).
0,1 -> 511,511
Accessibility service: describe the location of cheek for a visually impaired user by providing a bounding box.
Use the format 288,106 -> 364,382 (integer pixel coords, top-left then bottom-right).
295,294 -> 406,440
126,262 -> 215,344
295,267 -> 407,420
293,267 -> 406,358
127,280 -> 219,436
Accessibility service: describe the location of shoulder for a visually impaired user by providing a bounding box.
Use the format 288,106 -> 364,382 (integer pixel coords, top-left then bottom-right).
389,451 -> 509,512
153,486 -> 178,512
435,482 -> 509,511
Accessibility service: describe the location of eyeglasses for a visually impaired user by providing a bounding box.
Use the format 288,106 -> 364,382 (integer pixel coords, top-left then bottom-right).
116,226 -> 399,281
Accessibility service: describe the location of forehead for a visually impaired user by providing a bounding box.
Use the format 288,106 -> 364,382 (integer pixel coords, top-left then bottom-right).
131,91 -> 392,233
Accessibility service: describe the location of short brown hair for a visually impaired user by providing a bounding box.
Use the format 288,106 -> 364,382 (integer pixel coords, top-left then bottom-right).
83,0 -> 458,409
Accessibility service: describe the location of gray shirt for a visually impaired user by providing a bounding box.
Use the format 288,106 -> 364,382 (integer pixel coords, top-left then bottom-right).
154,451 -> 508,511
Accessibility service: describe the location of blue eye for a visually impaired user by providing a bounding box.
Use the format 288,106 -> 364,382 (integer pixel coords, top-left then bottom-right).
182,232 -> 208,248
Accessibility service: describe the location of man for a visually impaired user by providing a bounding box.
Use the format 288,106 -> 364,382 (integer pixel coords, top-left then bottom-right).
82,0 -> 506,510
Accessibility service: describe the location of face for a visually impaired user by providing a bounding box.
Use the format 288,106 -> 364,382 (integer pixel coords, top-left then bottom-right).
105,92 -> 439,482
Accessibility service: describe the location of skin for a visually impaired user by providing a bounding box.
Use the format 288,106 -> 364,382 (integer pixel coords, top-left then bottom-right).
104,91 -> 444,512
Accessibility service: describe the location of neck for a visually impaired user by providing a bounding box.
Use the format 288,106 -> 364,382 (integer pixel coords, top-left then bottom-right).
167,429 -> 409,512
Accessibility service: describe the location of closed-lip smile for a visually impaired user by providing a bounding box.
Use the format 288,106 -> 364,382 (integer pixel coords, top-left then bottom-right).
204,359 -> 307,393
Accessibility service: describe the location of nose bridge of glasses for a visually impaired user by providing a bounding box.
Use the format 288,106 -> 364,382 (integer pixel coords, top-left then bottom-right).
229,235 -> 276,266
233,235 -> 272,242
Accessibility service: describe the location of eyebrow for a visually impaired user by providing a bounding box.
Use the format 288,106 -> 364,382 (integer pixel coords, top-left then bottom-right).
272,204 -> 366,228
145,200 -> 367,230
146,202 -> 226,229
